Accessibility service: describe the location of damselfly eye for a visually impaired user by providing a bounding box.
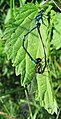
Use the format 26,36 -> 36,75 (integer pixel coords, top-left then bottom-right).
38,10 -> 44,15
36,58 -> 42,64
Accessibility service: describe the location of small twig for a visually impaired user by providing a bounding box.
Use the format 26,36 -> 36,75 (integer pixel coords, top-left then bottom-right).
40,0 -> 61,11
53,0 -> 61,11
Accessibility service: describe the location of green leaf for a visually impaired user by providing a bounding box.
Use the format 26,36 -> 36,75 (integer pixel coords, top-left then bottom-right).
4,3 -> 38,84
2,3 -> 58,114
37,72 -> 57,114
52,13 -> 61,50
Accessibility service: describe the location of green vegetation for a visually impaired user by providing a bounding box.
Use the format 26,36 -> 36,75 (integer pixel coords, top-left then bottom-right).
0,0 -> 61,118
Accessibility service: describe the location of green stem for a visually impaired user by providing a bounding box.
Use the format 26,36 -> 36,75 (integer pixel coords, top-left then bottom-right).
10,0 -> 13,17
24,86 -> 32,118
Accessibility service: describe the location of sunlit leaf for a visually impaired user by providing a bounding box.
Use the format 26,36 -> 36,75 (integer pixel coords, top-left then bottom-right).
52,13 -> 61,50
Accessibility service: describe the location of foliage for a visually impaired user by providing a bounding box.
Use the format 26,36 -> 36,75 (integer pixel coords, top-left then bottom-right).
0,0 -> 61,118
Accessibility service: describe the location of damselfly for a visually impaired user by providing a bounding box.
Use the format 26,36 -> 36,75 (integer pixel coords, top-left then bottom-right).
22,10 -> 46,74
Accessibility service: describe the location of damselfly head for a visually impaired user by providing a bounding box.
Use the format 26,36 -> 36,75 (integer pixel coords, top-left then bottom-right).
36,58 -> 42,64
35,57 -> 46,74
38,10 -> 44,16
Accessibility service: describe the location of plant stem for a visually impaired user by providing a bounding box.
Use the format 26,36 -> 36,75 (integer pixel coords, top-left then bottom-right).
10,0 -> 13,17
24,86 -> 32,118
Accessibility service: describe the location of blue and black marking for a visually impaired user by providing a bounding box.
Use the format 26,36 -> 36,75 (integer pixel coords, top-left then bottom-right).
22,10 -> 46,74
